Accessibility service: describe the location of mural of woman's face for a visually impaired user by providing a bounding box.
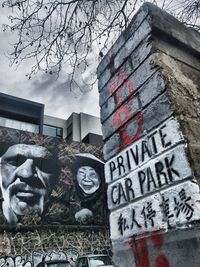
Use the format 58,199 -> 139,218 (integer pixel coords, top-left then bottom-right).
76,166 -> 100,195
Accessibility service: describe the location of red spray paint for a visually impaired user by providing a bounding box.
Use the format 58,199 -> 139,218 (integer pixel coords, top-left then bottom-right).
129,236 -> 150,267
108,69 -> 143,151
129,231 -> 170,267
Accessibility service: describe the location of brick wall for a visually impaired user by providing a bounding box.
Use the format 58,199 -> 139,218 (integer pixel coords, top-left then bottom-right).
98,3 -> 200,267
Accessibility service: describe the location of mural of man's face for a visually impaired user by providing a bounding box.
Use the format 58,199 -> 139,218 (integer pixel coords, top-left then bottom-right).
0,144 -> 58,224
76,166 -> 100,195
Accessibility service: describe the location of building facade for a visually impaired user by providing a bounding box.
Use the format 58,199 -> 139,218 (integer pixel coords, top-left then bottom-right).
0,93 -> 103,146
0,93 -> 110,267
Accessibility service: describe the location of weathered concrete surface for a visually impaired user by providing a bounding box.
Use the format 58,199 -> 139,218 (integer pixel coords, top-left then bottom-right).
156,54 -> 200,184
98,2 -> 200,267
112,227 -> 200,267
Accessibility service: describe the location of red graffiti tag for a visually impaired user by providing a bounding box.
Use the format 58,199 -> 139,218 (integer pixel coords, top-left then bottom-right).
129,231 -> 170,267
119,112 -> 143,147
155,255 -> 170,267
108,69 -> 143,151
151,231 -> 164,247
129,236 -> 150,267
151,231 -> 170,267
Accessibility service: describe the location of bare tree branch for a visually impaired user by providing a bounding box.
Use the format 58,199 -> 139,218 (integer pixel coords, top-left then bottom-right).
2,0 -> 200,91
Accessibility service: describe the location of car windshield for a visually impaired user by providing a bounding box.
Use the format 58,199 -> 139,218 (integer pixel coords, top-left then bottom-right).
89,256 -> 112,267
48,263 -> 70,267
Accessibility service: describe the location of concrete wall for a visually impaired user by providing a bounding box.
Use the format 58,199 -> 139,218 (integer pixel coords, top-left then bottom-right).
44,113 -> 102,142
98,3 -> 200,267
66,112 -> 81,142
67,112 -> 102,142
80,113 -> 102,140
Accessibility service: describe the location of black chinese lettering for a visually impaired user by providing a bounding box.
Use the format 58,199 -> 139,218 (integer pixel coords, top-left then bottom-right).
174,189 -> 194,221
131,209 -> 142,229
118,213 -> 129,235
141,201 -> 156,228
162,195 -> 174,220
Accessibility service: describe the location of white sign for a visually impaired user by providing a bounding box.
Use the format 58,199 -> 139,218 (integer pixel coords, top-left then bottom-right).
110,193 -> 166,240
107,145 -> 192,210
110,180 -> 200,240
105,117 -> 183,183
161,180 -> 200,226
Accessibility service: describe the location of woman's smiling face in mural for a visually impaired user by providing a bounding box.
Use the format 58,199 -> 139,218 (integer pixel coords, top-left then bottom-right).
0,144 -> 59,223
76,166 -> 100,195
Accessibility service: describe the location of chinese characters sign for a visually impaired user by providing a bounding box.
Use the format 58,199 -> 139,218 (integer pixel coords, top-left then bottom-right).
110,181 -> 200,240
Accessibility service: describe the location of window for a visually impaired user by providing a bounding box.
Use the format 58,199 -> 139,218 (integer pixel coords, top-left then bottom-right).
56,127 -> 63,137
77,258 -> 84,267
0,117 -> 39,133
76,258 -> 89,267
82,258 -> 89,267
89,256 -> 112,267
43,125 -> 63,138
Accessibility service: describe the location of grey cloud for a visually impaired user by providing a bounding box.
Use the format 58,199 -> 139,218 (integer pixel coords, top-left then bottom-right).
0,5 -> 100,120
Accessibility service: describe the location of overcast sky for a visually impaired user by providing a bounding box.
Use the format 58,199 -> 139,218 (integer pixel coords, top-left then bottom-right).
0,6 -> 101,120
0,1 -> 187,120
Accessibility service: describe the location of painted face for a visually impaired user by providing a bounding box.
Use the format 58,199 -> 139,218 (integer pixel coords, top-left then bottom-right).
76,166 -> 100,195
0,144 -> 58,222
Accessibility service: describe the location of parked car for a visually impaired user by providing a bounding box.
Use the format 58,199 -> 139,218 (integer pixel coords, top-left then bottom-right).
36,260 -> 71,267
76,254 -> 113,267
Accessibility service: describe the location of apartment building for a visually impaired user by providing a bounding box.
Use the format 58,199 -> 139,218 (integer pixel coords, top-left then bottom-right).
0,92 -> 103,146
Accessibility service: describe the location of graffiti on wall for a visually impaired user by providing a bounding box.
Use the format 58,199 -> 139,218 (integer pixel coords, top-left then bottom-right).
0,249 -> 79,267
108,69 -> 143,151
0,127 -> 107,226
129,231 -> 170,267
0,228 -> 111,259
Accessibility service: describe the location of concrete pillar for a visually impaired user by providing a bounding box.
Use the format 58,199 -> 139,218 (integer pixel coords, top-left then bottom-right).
97,3 -> 200,267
